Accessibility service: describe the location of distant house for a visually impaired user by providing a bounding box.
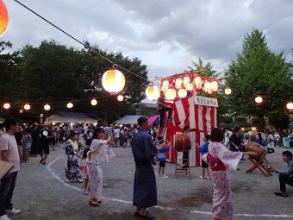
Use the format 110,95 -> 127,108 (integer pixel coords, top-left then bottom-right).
46,112 -> 97,124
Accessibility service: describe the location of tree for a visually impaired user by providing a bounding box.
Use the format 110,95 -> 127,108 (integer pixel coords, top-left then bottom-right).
225,29 -> 293,129
0,41 -> 21,101
188,57 -> 230,122
0,40 -> 149,121
188,57 -> 219,77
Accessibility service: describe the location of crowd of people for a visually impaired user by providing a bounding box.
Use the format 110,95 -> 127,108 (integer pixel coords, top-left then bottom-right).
0,117 -> 292,220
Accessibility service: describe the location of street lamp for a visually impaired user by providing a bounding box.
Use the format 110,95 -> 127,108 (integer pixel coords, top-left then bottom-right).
255,96 -> 263,104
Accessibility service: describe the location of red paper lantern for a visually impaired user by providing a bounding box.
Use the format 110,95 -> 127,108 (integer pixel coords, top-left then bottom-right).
0,0 -> 8,37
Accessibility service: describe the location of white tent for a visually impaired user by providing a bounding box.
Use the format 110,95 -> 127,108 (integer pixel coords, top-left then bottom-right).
115,115 -> 142,125
46,112 -> 97,124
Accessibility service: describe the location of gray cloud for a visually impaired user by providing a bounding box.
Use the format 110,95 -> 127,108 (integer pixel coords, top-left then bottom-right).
1,0 -> 293,79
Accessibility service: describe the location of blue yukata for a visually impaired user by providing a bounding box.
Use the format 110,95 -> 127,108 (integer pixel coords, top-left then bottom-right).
132,128 -> 158,208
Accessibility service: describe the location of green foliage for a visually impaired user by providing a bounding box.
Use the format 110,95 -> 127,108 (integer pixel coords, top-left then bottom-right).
268,111 -> 290,129
225,29 -> 293,127
0,40 -> 149,121
188,57 -> 219,77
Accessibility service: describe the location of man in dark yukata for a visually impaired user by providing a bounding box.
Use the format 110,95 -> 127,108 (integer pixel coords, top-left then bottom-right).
132,116 -> 157,220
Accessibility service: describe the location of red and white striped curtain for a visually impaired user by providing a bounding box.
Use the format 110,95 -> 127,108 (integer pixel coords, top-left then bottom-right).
164,95 -> 217,166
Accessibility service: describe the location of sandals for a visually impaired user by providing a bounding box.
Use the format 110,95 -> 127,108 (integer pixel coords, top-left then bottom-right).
134,211 -> 155,219
89,200 -> 99,207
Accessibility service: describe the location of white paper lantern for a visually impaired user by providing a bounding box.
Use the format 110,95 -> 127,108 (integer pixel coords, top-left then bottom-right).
67,102 -> 74,109
255,96 -> 263,104
225,88 -> 232,95
117,95 -> 124,102
91,99 -> 98,106
183,76 -> 190,86
44,104 -> 51,111
3,103 -> 10,109
146,84 -> 160,100
175,78 -> 183,89
211,81 -> 218,92
162,80 -> 169,87
165,88 -> 176,100
194,76 -> 202,89
102,69 -> 125,93
24,104 -> 31,111
178,89 -> 187,98
286,102 -> 293,110
185,83 -> 194,91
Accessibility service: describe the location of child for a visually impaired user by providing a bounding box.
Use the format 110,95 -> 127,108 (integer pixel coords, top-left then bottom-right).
22,128 -> 32,163
88,128 -> 115,206
199,134 -> 210,179
80,148 -> 90,194
157,136 -> 170,178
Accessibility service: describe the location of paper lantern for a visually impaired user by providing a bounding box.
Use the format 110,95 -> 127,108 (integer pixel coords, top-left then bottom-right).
3,102 -> 10,109
175,78 -> 183,89
161,85 -> 168,92
255,96 -> 263,104
210,81 -> 218,92
194,77 -> 202,89
102,69 -> 125,93
165,88 -> 176,100
178,89 -> 187,98
286,102 -> 293,110
24,104 -> 31,111
0,0 -> 8,37
225,88 -> 232,95
91,99 -> 98,106
67,102 -> 74,109
117,95 -> 124,102
183,76 -> 190,86
44,104 -> 51,111
204,81 -> 213,94
185,83 -> 193,91
146,84 -> 160,100
162,80 -> 169,87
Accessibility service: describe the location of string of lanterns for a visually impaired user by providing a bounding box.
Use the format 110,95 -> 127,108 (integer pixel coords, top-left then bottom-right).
145,71 -> 219,101
1,95 -> 125,112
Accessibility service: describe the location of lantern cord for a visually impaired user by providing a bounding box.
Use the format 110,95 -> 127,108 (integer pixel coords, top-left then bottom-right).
13,0 -> 148,82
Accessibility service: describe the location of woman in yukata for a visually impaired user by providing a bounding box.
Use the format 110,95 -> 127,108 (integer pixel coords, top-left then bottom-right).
65,131 -> 82,183
88,127 -> 115,206
205,128 -> 243,220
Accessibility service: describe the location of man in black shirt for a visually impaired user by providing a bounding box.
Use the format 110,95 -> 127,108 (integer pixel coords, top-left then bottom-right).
229,127 -> 242,152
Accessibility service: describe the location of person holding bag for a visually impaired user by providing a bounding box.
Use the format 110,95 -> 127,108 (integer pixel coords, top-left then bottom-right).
0,118 -> 22,220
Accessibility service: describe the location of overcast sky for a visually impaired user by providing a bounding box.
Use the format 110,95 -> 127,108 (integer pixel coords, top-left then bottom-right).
2,0 -> 293,80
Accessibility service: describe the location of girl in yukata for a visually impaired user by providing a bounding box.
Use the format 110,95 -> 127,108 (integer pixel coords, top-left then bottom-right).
88,128 -> 115,206
65,131 -> 82,183
205,128 -> 243,220
80,148 -> 90,194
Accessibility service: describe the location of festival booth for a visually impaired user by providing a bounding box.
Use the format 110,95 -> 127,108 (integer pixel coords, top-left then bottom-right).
157,70 -> 219,167
46,112 -> 97,124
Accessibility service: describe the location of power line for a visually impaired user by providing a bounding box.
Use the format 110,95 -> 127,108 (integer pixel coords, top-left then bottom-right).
13,0 -> 148,82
